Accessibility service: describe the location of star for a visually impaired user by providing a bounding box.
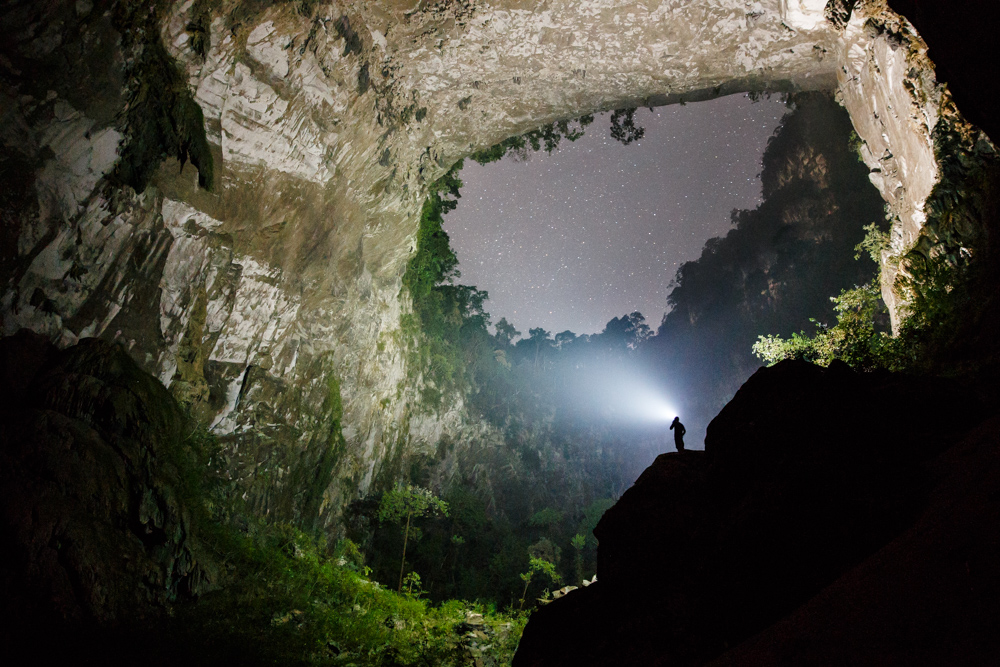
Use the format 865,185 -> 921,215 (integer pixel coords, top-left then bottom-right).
443,94 -> 789,335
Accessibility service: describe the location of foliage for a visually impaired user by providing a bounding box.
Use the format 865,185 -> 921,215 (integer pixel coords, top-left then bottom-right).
471,115 -> 595,164
518,556 -> 561,609
752,106 -> 999,376
752,280 -> 900,371
380,485 -> 450,525
494,317 -> 520,348
753,225 -> 897,370
380,484 -> 449,591
609,108 -> 645,145
576,498 -> 616,549
111,1 -> 214,192
848,129 -> 866,163
653,91 -> 888,429
854,222 -> 891,262
157,425 -> 528,666
401,161 -> 494,408
174,521 -> 527,666
528,507 -> 565,529
571,534 -> 586,585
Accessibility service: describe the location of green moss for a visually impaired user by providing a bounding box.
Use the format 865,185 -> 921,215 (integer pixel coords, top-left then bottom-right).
170,286 -> 210,408
295,373 -> 347,535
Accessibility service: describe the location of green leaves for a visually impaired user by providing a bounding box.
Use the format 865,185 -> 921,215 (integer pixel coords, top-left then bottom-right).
379,484 -> 449,524
470,115 -> 594,165
752,280 -> 901,371
854,222 -> 891,262
401,163 -> 494,410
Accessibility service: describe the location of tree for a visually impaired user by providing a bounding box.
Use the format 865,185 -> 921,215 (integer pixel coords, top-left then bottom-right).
752,280 -> 898,371
526,327 -> 554,369
379,485 -> 449,592
554,330 -> 578,349
519,556 -> 561,610
571,533 -> 586,585
495,317 -> 521,348
595,312 -> 651,354
610,108 -> 645,145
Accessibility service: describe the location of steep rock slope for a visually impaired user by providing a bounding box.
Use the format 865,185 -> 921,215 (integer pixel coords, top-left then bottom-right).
651,90 -> 887,442
513,359 -> 995,665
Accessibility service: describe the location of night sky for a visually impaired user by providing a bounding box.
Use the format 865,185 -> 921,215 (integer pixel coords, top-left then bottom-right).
443,94 -> 790,335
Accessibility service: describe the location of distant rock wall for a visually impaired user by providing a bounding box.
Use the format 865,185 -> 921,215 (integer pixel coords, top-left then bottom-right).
0,0 -> 988,530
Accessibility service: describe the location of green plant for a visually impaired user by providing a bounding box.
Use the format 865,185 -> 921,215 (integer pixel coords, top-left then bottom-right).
753,280 -> 900,371
518,556 -> 561,610
854,222 -> 891,262
470,115 -> 594,164
570,534 -> 586,585
379,485 -> 450,592
178,522 -> 528,666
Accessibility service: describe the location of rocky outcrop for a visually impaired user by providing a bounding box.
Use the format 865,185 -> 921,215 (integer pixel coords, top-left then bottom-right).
513,359 -> 994,665
0,0 -> 993,532
0,330 -> 216,634
833,0 -> 997,329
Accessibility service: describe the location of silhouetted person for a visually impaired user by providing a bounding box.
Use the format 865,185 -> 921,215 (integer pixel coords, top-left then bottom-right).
670,416 -> 686,452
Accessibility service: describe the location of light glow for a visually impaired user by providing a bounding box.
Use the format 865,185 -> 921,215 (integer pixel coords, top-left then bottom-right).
580,368 -> 679,424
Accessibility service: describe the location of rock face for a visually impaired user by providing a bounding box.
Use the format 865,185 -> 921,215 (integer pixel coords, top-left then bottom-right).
513,359 -> 996,665
0,0 -> 993,530
835,1 -> 997,329
0,330 -> 215,635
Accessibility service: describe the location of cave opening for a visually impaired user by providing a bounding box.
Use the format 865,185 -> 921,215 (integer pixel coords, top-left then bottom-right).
420,91 -> 887,449
4,1 -> 1000,664
444,95 -> 790,336
358,88 -> 890,611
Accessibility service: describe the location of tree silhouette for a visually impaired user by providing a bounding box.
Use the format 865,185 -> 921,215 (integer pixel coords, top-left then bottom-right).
610,108 -> 645,145
495,317 -> 521,348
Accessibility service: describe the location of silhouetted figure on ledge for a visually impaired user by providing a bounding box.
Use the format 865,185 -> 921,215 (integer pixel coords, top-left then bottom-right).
670,416 -> 686,452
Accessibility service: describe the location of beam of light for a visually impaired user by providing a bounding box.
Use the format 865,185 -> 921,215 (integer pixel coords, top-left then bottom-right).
577,368 -> 679,425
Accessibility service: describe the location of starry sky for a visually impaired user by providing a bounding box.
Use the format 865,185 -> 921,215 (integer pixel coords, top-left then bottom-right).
442,94 -> 790,336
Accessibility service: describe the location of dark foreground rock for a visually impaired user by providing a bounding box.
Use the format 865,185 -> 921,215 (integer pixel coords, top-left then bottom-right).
514,360 -> 998,665
0,330 -> 216,652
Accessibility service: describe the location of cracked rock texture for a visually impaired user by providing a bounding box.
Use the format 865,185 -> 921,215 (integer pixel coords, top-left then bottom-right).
0,0 -> 991,531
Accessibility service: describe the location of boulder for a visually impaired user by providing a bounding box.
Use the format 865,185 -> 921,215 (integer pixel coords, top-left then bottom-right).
515,360 -> 990,665
0,330 -> 216,644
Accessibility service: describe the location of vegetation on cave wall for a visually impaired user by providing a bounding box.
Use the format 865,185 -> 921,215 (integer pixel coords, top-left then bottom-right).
754,95 -> 1000,376
169,518 -> 526,666
647,92 -> 890,430
400,161 -> 490,409
383,93 -> 927,608
469,114 -> 595,164
0,334 -> 525,666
